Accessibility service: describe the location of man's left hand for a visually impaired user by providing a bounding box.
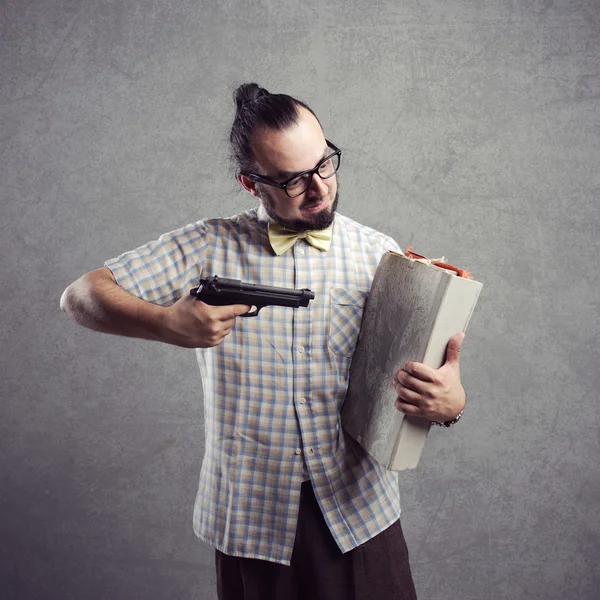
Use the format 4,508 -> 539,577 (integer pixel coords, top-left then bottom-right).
392,331 -> 466,422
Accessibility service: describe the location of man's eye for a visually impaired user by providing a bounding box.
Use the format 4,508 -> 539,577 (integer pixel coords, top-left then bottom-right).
288,173 -> 310,188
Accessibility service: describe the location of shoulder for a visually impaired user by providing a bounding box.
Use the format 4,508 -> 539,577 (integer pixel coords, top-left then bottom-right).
199,208 -> 260,233
164,208 -> 261,243
334,213 -> 402,254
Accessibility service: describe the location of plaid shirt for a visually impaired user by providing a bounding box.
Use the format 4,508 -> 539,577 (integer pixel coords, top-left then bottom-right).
105,205 -> 403,565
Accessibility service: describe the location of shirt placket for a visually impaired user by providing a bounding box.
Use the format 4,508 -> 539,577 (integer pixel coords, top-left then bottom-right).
292,240 -> 317,478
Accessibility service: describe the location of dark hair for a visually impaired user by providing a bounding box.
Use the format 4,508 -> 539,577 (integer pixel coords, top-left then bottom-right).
229,82 -> 322,176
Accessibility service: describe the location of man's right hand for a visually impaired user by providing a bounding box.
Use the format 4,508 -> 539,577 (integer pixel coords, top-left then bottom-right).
60,266 -> 249,348
164,294 -> 251,348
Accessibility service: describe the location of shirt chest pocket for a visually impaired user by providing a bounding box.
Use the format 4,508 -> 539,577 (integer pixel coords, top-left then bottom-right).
328,288 -> 369,358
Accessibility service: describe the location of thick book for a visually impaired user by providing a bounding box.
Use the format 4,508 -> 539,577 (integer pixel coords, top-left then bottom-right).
341,249 -> 483,471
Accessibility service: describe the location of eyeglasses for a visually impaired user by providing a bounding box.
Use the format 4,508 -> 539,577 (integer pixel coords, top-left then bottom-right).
243,140 -> 341,198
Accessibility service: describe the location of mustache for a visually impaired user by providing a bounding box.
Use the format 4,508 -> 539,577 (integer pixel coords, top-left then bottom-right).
300,196 -> 325,209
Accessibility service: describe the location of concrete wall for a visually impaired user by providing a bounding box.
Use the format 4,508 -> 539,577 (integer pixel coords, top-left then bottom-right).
2,1 -> 599,598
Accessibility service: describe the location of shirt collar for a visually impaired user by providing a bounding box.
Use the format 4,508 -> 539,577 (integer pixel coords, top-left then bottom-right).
256,203 -> 272,224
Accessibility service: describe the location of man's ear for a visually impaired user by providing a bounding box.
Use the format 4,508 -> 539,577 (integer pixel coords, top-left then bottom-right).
238,173 -> 259,197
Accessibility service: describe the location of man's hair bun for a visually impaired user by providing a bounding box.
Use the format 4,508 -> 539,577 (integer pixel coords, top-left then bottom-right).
234,83 -> 270,112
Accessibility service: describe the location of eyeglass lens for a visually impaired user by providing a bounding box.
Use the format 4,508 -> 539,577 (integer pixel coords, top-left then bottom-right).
286,153 -> 340,197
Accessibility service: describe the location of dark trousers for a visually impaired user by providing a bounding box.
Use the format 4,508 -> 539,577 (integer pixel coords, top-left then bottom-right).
215,480 -> 417,600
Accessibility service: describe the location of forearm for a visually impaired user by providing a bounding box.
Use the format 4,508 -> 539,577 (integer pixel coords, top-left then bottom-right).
60,270 -> 171,343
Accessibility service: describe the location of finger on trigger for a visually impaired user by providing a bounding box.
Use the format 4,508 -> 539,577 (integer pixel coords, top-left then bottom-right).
234,304 -> 252,317
216,304 -> 250,320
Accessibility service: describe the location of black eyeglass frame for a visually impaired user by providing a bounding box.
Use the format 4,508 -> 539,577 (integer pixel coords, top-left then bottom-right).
241,140 -> 341,198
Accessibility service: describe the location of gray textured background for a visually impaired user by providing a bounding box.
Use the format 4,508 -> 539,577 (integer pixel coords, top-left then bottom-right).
2,0 -> 599,598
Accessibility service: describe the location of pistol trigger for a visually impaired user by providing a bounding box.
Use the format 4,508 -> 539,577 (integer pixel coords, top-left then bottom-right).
240,305 -> 260,318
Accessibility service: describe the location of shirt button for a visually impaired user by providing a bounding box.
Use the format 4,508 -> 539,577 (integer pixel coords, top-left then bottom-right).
295,448 -> 302,455
300,397 -> 307,404
298,346 -> 305,354
298,248 -> 305,255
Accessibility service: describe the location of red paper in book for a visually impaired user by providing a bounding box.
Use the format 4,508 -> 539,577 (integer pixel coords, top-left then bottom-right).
404,246 -> 471,279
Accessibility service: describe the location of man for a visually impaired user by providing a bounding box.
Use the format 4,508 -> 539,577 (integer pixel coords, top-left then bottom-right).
60,83 -> 466,600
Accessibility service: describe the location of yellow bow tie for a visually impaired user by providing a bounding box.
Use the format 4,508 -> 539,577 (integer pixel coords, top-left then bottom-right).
268,222 -> 333,256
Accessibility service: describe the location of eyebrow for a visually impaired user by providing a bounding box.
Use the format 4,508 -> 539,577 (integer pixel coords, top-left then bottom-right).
275,147 -> 330,179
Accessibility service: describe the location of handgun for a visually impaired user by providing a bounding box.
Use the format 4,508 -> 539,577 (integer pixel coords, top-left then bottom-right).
190,275 -> 315,317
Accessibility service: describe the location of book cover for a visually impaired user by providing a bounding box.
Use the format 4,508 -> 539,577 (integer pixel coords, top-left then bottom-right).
341,250 -> 483,471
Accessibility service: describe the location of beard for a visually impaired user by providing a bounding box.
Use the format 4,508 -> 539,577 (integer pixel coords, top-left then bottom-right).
258,181 -> 340,232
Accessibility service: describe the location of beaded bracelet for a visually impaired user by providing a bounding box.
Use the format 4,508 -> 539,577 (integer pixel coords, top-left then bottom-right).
433,408 -> 464,428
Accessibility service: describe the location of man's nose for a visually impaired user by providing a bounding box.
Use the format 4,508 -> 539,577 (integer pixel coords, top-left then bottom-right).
306,172 -> 329,197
